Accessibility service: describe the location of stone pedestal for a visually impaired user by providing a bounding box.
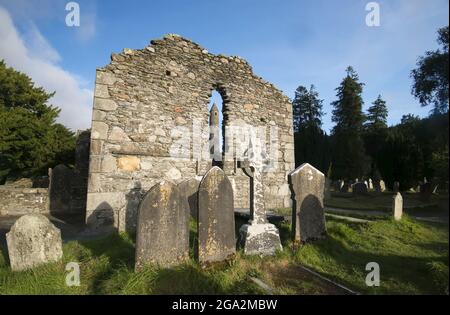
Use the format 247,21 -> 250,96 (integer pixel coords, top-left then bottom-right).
239,223 -> 282,256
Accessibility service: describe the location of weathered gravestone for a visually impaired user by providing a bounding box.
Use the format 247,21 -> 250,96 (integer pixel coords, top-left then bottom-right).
6,214 -> 63,271
380,180 -> 386,192
198,167 -> 235,264
49,164 -> 74,215
289,163 -> 326,242
352,182 -> 368,195
238,140 -> 282,256
392,192 -> 403,221
177,178 -> 201,218
135,181 -> 189,270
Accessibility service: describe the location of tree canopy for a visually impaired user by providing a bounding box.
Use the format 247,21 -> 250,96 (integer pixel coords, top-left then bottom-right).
411,26 -> 449,114
0,61 -> 76,183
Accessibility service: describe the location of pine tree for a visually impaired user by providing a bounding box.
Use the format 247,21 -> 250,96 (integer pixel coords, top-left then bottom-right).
330,66 -> 369,180
364,95 -> 389,179
366,95 -> 388,129
292,85 -> 324,132
292,85 -> 330,172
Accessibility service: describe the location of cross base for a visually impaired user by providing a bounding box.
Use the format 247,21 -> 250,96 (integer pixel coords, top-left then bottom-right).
239,223 -> 282,256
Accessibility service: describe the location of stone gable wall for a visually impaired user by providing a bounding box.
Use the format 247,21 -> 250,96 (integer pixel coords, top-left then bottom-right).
86,34 -> 295,232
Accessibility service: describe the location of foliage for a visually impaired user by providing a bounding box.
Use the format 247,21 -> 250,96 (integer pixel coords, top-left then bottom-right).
330,67 -> 369,179
0,61 -> 76,182
292,85 -> 330,172
411,26 -> 449,114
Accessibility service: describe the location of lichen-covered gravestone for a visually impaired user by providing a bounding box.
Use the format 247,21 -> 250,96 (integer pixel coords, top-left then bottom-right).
177,178 -> 201,219
392,192 -> 403,221
135,181 -> 189,270
198,167 -> 236,264
6,214 -> 63,271
289,163 -> 326,242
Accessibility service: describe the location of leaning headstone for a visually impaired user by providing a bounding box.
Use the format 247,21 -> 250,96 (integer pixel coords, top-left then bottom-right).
198,167 -> 235,264
393,181 -> 400,193
135,181 -> 189,270
177,178 -> 201,218
392,192 -> 403,221
6,214 -> 63,271
352,182 -> 368,195
238,139 -> 282,256
289,163 -> 326,242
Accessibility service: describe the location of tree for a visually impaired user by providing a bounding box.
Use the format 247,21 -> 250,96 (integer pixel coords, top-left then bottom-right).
411,26 -> 449,114
363,95 -> 389,178
330,66 -> 369,180
292,85 -> 330,172
292,85 -> 324,132
0,61 -> 76,183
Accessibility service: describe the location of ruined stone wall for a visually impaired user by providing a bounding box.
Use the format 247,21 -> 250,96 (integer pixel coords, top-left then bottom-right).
0,187 -> 49,216
86,34 -> 295,232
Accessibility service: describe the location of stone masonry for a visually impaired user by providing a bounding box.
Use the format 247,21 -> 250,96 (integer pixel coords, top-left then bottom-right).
86,34 -> 295,232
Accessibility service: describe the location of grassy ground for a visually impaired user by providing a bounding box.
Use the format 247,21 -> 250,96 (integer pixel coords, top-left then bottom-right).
325,191 -> 443,213
0,216 -> 448,295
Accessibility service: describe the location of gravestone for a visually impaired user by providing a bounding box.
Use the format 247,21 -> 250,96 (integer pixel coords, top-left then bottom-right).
135,181 -> 189,270
392,192 -> 403,221
393,181 -> 400,193
289,163 -> 326,242
198,167 -> 235,264
177,178 -> 201,218
238,139 -> 282,256
380,180 -> 386,192
6,214 -> 63,271
352,182 -> 368,195
49,164 -> 74,214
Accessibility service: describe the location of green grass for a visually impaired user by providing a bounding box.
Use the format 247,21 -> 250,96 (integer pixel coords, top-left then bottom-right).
325,192 -> 442,213
0,216 -> 448,295
295,216 -> 449,294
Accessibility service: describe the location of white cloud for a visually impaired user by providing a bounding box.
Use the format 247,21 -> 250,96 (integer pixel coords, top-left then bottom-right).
0,6 -> 92,131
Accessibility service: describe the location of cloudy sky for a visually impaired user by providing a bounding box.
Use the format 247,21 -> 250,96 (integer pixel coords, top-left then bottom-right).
0,0 -> 448,132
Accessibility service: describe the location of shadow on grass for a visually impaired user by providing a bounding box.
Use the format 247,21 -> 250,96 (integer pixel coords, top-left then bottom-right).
295,221 -> 449,294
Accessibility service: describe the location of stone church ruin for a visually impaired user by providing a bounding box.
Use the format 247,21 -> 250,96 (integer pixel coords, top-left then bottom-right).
86,34 -> 295,232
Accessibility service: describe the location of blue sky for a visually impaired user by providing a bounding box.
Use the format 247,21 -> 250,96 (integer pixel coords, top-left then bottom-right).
0,0 -> 448,131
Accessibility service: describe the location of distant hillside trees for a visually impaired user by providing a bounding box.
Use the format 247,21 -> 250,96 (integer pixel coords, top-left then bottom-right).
0,61 -> 76,184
